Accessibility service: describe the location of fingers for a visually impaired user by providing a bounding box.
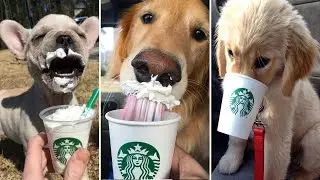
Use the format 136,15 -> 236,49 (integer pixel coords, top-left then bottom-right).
41,151 -> 48,176
23,132 -> 48,180
170,146 -> 186,179
170,146 -> 209,179
64,148 -> 90,180
43,148 -> 55,173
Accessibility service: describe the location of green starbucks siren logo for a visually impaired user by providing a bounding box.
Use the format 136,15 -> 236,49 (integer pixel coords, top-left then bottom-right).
230,88 -> 254,117
117,142 -> 160,180
53,138 -> 83,165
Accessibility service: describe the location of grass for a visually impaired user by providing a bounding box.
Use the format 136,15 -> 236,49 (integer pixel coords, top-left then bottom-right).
0,50 -> 99,179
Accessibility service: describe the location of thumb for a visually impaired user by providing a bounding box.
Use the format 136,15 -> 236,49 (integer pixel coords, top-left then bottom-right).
64,148 -> 90,180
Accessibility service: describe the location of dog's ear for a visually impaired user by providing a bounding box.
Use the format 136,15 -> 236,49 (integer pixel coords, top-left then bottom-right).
0,20 -> 29,59
80,16 -> 99,50
107,5 -> 139,79
216,38 -> 227,78
282,14 -> 319,96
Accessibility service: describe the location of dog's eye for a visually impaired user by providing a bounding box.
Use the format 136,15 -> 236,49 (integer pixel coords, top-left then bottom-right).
34,34 -> 45,41
228,49 -> 234,57
254,56 -> 270,69
78,33 -> 86,39
141,13 -> 154,24
192,29 -> 207,42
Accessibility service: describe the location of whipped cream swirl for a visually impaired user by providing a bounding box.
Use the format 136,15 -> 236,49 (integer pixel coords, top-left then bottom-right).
121,76 -> 180,110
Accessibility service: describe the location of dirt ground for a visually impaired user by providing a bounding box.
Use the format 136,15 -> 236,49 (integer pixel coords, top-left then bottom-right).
0,50 -> 99,179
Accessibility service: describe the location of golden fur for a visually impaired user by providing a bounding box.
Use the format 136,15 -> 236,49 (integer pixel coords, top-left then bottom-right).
107,0 -> 209,168
216,0 -> 320,179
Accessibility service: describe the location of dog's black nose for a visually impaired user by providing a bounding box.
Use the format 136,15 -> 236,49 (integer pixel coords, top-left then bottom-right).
56,35 -> 74,53
131,50 -> 182,87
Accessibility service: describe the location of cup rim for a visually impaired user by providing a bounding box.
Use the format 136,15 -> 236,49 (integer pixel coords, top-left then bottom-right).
39,105 -> 96,124
225,73 -> 268,89
105,109 -> 181,126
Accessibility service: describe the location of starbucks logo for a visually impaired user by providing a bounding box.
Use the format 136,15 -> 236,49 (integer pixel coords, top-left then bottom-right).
117,142 -> 160,180
230,88 -> 254,117
53,138 -> 82,165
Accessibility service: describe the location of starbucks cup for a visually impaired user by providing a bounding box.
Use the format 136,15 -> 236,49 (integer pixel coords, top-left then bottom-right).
40,105 -> 95,174
106,109 -> 180,179
218,73 -> 267,139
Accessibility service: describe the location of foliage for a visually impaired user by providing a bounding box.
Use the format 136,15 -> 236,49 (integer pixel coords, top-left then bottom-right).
0,0 -> 98,49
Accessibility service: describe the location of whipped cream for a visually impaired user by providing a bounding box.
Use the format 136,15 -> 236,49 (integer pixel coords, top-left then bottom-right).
46,48 -> 83,68
46,105 -> 93,122
121,76 -> 180,110
47,48 -> 66,60
53,76 -> 76,88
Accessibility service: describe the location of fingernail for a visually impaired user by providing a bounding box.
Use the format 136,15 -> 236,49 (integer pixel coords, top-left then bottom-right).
76,148 -> 90,164
39,132 -> 46,135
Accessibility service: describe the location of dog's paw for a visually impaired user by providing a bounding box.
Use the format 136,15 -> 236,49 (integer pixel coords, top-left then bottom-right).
217,153 -> 243,174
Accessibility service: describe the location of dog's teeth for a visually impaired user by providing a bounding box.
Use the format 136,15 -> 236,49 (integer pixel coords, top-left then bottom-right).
53,70 -> 76,77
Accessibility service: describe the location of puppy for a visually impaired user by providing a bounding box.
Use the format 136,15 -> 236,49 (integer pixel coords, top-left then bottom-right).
0,14 -> 98,150
107,0 -> 210,167
216,0 -> 320,179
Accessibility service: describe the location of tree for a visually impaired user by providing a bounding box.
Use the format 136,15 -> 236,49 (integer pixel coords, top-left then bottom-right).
0,0 -> 99,50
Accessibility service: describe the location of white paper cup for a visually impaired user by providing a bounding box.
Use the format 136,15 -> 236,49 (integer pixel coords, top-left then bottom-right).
40,105 -> 95,174
218,74 -> 267,139
106,109 -> 180,179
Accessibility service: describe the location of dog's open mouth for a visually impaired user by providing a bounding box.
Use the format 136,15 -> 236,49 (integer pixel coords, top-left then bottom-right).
44,48 -> 85,78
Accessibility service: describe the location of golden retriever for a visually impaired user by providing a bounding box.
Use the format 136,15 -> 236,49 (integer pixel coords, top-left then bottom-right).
107,0 -> 209,168
216,0 -> 320,179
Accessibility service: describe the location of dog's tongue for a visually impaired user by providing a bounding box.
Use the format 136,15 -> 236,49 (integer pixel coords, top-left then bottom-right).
121,95 -> 166,121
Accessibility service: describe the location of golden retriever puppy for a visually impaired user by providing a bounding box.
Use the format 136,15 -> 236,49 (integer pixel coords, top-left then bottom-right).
216,0 -> 320,179
107,0 -> 209,167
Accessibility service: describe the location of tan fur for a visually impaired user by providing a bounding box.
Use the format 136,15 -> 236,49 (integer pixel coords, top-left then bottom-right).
107,0 -> 209,168
216,0 -> 320,179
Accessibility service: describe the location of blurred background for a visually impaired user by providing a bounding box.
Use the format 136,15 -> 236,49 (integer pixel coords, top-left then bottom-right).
99,1 -> 141,179
100,0 -> 140,76
0,0 -> 99,50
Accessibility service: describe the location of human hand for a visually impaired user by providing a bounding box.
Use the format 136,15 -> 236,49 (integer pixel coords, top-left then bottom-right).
170,146 -> 209,179
22,133 -> 90,180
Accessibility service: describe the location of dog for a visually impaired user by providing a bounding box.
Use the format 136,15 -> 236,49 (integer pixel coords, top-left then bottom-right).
107,0 -> 210,168
216,0 -> 320,179
0,14 -> 98,152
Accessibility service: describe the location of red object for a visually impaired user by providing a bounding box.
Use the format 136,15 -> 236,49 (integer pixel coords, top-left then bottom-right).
254,126 -> 264,180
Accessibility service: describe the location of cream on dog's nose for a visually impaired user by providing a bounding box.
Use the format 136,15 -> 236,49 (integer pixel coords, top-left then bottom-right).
56,35 -> 74,53
131,49 -> 181,87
